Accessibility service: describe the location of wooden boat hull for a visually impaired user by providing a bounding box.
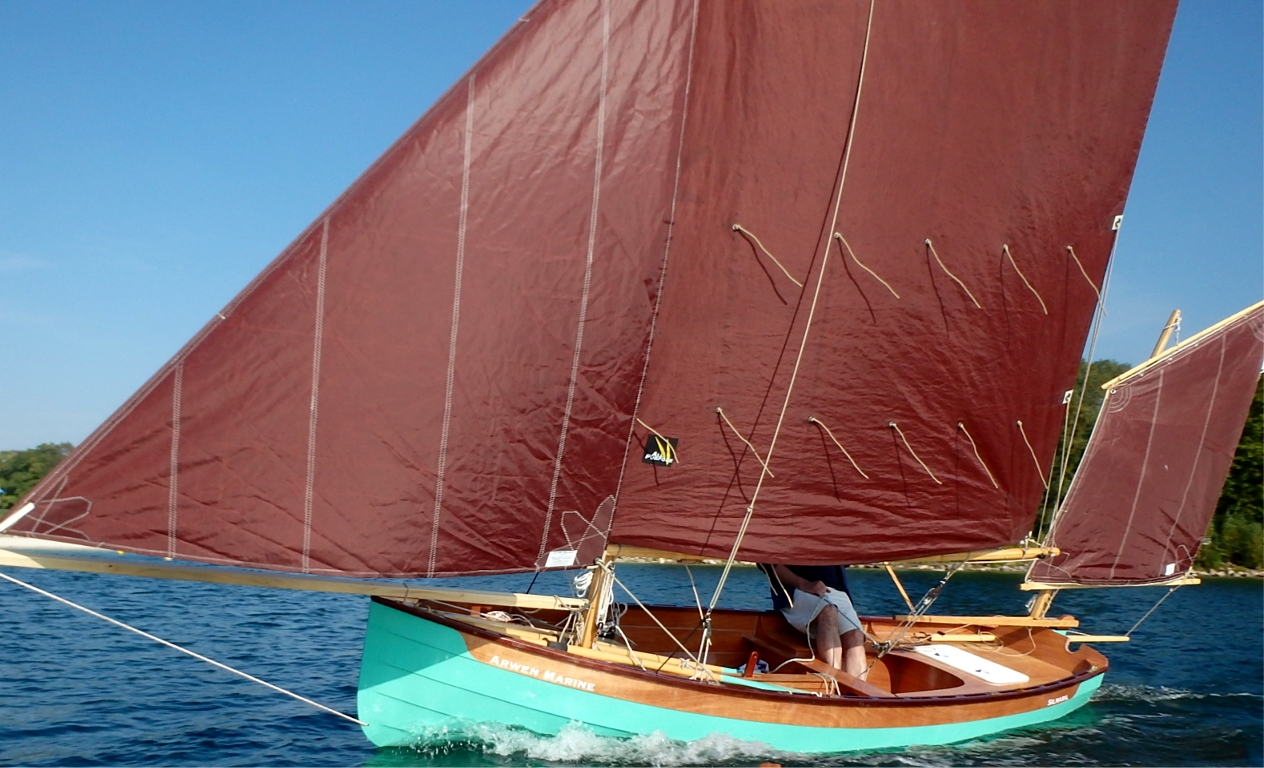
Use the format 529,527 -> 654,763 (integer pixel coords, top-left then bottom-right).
357,598 -> 1105,753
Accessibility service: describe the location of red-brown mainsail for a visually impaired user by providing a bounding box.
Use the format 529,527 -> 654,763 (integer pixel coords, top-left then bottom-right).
10,0 -> 1177,578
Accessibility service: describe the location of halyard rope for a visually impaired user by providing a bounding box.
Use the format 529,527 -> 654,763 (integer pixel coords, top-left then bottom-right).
808,416 -> 869,479
1001,244 -> 1048,315
889,422 -> 942,484
925,238 -> 982,308
733,224 -> 804,287
0,571 -> 366,726
707,0 -> 877,614
833,232 -> 899,298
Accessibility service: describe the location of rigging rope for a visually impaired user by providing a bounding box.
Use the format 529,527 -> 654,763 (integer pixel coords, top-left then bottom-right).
957,422 -> 999,488
1001,244 -> 1048,315
832,232 -> 899,298
0,571 -> 366,726
732,224 -> 804,287
706,0 -> 877,615
925,239 -> 983,308
597,562 -> 718,683
1017,420 -> 1049,489
716,407 -> 775,477
1065,245 -> 1103,304
1039,226 -> 1122,549
889,421 -> 942,484
808,416 -> 869,479
1125,584 -> 1181,637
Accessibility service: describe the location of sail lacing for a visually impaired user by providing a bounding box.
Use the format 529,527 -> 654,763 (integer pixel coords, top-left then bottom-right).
1017,420 -> 1049,489
715,407 -> 775,477
808,416 -> 869,478
707,0 -> 877,615
732,224 -> 804,287
957,422 -> 999,488
1001,244 -> 1048,315
0,571 -> 366,726
832,232 -> 899,298
925,238 -> 982,308
888,421 -> 942,484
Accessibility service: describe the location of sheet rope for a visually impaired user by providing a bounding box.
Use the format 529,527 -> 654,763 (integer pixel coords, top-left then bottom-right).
0,570 -> 366,726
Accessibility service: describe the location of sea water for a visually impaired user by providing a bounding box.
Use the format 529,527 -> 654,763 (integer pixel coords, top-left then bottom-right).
0,564 -> 1258,766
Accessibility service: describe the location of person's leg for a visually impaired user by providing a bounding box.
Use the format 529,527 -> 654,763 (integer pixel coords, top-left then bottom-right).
811,604 -> 842,669
841,628 -> 867,680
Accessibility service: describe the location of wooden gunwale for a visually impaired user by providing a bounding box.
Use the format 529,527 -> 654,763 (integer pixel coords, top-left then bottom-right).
375,597 -> 1106,712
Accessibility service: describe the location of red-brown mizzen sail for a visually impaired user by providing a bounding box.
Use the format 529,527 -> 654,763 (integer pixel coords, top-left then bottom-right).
1030,303 -> 1264,586
9,1 -> 1177,577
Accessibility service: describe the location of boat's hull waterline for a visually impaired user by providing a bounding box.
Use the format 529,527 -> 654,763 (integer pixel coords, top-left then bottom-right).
356,599 -> 1105,754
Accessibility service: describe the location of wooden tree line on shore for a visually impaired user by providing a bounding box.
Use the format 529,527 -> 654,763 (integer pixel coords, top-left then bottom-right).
2,365 -> 1260,568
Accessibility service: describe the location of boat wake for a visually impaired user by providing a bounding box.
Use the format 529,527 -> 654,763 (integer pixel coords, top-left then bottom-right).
1094,683 -> 1262,703
389,722 -> 787,766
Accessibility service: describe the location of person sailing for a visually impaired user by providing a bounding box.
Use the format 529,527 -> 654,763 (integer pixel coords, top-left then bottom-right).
758,564 -> 868,680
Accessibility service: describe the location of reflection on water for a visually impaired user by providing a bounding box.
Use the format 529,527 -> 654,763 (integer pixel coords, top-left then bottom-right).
0,565 -> 1258,766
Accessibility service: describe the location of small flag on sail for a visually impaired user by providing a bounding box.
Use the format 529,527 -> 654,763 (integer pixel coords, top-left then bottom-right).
642,435 -> 679,467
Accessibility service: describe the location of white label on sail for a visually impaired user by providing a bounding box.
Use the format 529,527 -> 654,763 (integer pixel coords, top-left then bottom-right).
1164,562 -> 1176,576
912,645 -> 1030,685
545,549 -> 577,569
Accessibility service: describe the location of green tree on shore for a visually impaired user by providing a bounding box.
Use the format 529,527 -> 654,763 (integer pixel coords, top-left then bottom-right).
1196,376 -> 1263,569
0,443 -> 74,510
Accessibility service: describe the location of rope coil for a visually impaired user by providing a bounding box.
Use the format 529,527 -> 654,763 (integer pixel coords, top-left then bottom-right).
925,239 -> 982,308
832,233 -> 899,298
732,224 -> 804,287
808,416 -> 869,479
1001,244 -> 1048,315
889,422 -> 942,484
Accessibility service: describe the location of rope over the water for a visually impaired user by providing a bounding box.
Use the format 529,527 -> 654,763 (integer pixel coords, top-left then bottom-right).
0,570 -> 366,726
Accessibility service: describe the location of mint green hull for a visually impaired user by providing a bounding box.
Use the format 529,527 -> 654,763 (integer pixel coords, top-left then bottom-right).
357,601 -> 1102,753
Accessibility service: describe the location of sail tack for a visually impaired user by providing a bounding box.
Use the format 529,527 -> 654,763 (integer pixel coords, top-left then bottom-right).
1030,303 -> 1264,586
10,1 -> 1178,577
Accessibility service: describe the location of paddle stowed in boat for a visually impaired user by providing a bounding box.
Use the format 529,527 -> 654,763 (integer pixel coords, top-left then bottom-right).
10,0 -> 1262,755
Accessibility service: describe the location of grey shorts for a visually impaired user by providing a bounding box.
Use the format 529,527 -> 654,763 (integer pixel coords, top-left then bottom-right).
781,587 -> 863,636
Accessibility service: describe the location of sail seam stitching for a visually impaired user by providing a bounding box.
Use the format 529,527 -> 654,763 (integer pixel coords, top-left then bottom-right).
539,0 -> 609,564
302,218 -> 330,574
429,75 -> 476,577
612,0 -> 701,523
1110,373 -> 1163,578
1161,335 -> 1226,565
167,362 -> 183,559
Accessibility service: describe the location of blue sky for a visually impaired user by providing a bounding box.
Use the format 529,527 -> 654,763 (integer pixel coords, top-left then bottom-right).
1,1 -> 1260,451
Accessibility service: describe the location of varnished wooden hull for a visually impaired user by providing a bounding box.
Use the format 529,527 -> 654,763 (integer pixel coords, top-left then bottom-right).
357,598 -> 1107,753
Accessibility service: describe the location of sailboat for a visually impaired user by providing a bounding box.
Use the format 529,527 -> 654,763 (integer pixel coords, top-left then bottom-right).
2,0 -> 1257,754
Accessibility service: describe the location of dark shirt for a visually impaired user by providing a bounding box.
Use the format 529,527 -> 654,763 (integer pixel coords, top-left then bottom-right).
758,564 -> 850,611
